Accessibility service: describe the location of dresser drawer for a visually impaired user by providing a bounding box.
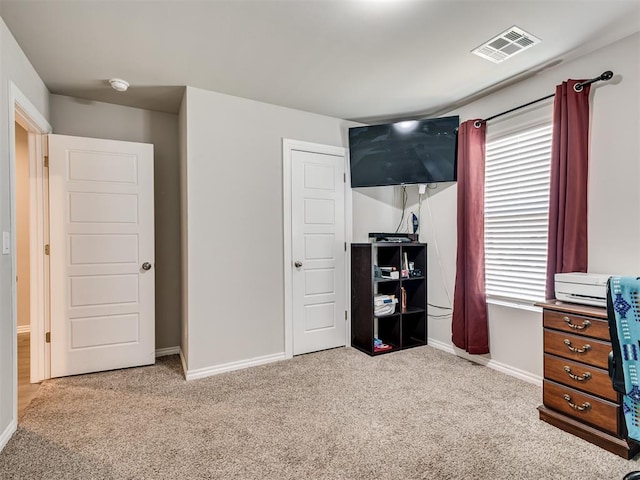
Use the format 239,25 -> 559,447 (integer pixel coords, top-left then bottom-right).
543,309 -> 610,340
543,380 -> 620,435
544,329 -> 611,369
544,354 -> 618,402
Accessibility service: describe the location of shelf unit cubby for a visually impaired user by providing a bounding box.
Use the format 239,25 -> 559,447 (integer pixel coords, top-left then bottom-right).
351,242 -> 428,355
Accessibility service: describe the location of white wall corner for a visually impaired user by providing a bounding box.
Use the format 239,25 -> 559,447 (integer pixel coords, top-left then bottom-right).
183,352 -> 286,381
0,420 -> 17,453
179,347 -> 188,380
427,338 -> 542,386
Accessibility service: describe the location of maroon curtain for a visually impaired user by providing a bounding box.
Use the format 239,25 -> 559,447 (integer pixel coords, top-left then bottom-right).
545,80 -> 591,299
452,120 -> 489,355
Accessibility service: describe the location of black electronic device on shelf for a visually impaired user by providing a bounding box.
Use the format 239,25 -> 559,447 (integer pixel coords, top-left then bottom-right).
368,232 -> 418,243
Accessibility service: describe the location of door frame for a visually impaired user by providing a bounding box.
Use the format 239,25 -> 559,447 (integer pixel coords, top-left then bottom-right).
9,82 -> 52,426
282,138 -> 352,359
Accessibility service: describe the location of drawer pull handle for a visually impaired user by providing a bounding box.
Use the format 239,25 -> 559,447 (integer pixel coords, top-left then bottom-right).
563,339 -> 591,353
563,316 -> 591,330
563,394 -> 591,412
563,366 -> 592,381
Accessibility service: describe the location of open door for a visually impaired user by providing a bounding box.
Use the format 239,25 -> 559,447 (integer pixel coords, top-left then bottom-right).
48,134 -> 155,377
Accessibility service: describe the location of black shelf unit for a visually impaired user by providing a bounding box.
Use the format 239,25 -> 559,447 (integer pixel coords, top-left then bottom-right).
351,242 -> 427,355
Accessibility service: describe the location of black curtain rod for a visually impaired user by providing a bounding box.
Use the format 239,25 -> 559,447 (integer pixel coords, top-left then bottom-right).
473,70 -> 613,128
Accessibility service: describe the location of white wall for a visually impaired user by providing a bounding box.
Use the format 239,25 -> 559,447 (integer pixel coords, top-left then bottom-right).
0,17 -> 50,446
351,186 -> 408,243
181,86 -> 379,372
15,123 -> 29,329
49,94 -> 182,350
420,32 -> 640,381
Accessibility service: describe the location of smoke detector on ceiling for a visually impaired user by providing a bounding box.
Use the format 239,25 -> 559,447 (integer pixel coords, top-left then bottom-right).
109,78 -> 129,92
471,26 -> 541,63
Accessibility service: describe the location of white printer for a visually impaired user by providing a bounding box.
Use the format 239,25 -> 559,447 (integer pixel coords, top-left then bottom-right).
554,272 -> 611,308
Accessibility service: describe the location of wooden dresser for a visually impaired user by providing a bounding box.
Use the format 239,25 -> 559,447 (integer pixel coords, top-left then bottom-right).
537,300 -> 640,458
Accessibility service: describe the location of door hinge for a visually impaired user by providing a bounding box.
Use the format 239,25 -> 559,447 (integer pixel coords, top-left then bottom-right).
44,156 -> 49,168
344,242 -> 347,252
343,173 -> 346,183
45,332 -> 51,343
345,310 -> 348,321
44,244 -> 50,255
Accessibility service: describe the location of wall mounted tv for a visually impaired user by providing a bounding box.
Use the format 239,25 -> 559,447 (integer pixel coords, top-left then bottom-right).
348,115 -> 459,188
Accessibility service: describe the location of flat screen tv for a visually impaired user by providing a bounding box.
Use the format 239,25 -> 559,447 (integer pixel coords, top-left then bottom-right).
348,115 -> 459,187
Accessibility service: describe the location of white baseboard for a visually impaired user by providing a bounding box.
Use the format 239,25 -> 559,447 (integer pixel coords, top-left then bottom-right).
427,337 -> 542,386
184,352 -> 286,381
0,420 -> 17,453
16,325 -> 29,334
155,346 -> 180,358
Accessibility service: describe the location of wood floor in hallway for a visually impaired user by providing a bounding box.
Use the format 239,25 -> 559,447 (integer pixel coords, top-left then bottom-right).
18,332 -> 41,418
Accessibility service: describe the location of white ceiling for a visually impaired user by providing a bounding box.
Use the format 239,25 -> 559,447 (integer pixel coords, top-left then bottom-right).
1,0 -> 639,122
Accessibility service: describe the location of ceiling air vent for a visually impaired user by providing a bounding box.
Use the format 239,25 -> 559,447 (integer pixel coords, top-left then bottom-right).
472,26 -> 541,63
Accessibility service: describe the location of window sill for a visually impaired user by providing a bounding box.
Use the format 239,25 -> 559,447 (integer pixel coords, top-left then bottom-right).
486,296 -> 542,313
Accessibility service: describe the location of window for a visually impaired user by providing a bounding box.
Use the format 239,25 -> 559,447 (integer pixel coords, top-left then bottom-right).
484,117 -> 553,303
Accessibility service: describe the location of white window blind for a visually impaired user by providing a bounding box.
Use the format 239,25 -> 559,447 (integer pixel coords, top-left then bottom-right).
484,122 -> 552,303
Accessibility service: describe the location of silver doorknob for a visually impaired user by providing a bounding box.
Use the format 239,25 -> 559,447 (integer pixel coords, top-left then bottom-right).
294,261 -> 303,268
142,262 -> 152,271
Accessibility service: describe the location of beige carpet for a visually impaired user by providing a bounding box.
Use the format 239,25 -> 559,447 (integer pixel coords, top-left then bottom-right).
1,346 -> 639,479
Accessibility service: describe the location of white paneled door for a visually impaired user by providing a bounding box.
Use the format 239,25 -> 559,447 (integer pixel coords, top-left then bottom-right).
291,148 -> 346,355
48,134 -> 155,377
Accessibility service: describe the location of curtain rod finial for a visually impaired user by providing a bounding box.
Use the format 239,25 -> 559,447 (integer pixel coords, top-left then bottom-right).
574,70 -> 614,92
601,70 -> 613,81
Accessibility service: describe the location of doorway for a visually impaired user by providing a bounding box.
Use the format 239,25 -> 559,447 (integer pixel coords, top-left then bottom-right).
10,96 -> 156,408
14,122 -> 40,417
9,83 -> 52,425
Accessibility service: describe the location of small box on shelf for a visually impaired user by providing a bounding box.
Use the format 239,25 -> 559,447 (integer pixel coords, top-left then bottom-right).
374,294 -> 398,317
379,266 -> 399,280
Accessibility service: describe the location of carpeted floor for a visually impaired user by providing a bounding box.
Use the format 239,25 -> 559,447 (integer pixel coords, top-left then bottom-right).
1,346 -> 639,479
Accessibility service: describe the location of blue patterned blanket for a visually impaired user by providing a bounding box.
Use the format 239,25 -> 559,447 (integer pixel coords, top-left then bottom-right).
609,276 -> 640,442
